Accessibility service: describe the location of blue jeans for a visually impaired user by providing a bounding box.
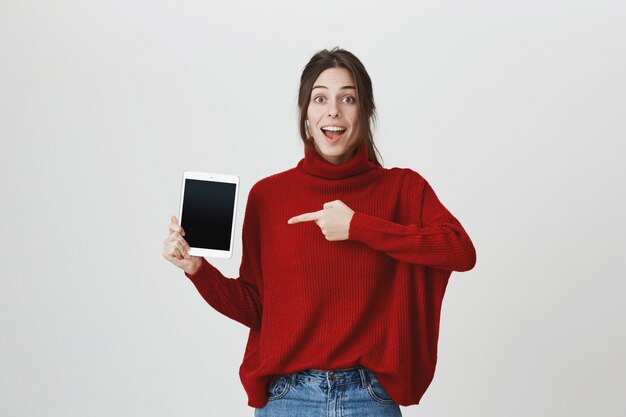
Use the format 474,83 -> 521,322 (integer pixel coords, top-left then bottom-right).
254,367 -> 402,417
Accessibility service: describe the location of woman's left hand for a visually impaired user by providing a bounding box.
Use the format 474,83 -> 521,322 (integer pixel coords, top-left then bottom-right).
288,200 -> 355,241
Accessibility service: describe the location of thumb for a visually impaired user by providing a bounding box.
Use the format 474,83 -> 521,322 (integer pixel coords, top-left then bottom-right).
171,215 -> 178,224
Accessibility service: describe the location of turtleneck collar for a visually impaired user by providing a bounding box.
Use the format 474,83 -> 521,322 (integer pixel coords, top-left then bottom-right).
297,141 -> 379,180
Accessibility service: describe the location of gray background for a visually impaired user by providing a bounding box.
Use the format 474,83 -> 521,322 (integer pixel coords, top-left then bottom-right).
1,0 -> 625,416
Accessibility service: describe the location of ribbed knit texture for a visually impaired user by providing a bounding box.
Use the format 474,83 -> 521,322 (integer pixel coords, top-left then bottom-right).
185,142 -> 476,408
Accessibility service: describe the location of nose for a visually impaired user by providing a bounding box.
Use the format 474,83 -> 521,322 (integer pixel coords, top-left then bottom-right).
328,102 -> 341,118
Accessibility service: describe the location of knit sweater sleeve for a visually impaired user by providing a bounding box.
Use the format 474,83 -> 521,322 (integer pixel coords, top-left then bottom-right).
349,174 -> 476,272
184,185 -> 263,329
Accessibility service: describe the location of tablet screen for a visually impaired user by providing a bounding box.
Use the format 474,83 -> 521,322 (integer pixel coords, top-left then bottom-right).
181,179 -> 237,251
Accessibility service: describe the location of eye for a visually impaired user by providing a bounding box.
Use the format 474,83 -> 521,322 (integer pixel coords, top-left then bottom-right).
342,96 -> 356,104
313,96 -> 326,103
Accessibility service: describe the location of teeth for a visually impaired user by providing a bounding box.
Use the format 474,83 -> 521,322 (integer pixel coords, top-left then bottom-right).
321,126 -> 346,132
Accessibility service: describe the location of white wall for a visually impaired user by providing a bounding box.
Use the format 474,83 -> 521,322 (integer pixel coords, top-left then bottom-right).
1,1 -> 624,416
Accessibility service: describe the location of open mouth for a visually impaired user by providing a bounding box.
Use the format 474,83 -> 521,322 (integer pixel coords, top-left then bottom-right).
321,126 -> 347,142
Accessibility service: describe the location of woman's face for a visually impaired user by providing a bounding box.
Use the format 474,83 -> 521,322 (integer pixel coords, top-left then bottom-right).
306,67 -> 360,165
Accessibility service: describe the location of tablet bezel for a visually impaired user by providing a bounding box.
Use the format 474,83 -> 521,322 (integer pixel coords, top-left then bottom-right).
178,171 -> 239,259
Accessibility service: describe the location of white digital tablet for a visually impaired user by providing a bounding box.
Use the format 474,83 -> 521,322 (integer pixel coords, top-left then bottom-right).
178,171 -> 239,259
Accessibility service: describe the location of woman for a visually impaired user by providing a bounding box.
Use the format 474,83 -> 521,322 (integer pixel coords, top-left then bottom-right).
163,47 -> 476,416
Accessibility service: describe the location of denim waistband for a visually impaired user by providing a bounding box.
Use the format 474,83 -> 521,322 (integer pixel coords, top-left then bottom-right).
284,366 -> 376,389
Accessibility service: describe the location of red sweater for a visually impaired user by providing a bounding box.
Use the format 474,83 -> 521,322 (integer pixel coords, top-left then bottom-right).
185,142 -> 476,407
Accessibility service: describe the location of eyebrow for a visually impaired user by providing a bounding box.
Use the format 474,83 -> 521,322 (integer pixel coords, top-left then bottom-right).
311,85 -> 356,91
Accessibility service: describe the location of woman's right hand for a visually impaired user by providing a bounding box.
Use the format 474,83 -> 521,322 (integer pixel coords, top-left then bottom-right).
163,215 -> 202,275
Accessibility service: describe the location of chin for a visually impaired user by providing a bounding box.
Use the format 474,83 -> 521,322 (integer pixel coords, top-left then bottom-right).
315,141 -> 357,163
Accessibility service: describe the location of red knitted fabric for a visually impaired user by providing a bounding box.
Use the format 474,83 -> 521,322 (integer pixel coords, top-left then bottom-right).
185,142 -> 476,407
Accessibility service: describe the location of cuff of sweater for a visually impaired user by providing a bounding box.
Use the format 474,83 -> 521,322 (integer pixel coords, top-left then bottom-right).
349,211 -> 391,246
184,257 -> 215,285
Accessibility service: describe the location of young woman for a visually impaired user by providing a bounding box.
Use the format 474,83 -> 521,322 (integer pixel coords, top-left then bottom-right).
163,48 -> 476,417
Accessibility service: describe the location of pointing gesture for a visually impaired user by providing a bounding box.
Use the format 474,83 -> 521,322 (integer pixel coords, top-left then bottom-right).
288,200 -> 355,241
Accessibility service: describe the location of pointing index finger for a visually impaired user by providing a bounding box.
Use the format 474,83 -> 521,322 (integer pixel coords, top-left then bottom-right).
287,210 -> 323,224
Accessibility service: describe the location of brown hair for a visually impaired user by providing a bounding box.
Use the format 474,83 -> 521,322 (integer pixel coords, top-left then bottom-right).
298,47 -> 382,166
